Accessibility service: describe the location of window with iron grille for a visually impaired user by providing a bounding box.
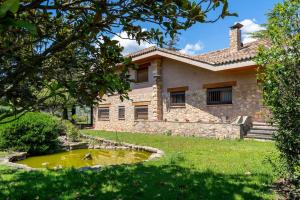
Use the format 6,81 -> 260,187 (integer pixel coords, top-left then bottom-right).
136,64 -> 149,83
118,106 -> 125,120
207,87 -> 232,105
134,105 -> 148,120
98,107 -> 109,120
170,91 -> 185,106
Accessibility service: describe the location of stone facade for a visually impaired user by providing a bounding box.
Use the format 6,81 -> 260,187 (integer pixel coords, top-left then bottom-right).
151,59 -> 163,120
161,58 -> 267,123
95,120 -> 242,139
93,57 -> 269,139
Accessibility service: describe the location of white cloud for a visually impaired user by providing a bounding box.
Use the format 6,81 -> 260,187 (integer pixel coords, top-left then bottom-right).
112,30 -> 153,55
240,19 -> 265,43
179,41 -> 204,55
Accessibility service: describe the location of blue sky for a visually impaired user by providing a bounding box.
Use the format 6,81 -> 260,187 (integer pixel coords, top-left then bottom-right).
115,0 -> 283,55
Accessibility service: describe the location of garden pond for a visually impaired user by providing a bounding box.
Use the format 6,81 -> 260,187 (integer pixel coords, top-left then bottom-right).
15,149 -> 151,169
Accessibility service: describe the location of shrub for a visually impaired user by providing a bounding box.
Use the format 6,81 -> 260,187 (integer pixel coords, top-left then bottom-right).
61,120 -> 80,142
255,0 -> 300,191
0,112 -> 63,155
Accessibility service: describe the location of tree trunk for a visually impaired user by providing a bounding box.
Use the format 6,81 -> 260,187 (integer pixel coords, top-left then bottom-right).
62,108 -> 68,120
71,105 -> 76,124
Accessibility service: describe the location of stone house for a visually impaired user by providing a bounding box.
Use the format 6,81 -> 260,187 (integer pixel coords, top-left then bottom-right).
93,23 -> 270,139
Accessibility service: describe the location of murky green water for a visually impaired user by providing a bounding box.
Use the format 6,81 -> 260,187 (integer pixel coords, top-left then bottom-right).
15,149 -> 151,169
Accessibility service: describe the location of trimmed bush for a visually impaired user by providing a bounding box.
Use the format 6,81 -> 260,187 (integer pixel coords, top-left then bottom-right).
61,120 -> 80,142
0,112 -> 63,155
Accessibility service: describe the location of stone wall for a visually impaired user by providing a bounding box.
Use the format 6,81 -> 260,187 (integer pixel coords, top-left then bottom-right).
162,82 -> 265,123
94,92 -> 155,130
94,120 -> 242,139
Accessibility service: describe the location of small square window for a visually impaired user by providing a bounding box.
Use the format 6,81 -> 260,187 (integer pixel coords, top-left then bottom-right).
134,105 -> 148,120
98,107 -> 109,121
136,64 -> 149,83
170,91 -> 185,106
207,87 -> 232,105
118,106 -> 125,120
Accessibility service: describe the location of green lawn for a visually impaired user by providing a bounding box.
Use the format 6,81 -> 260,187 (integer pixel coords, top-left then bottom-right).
0,130 -> 278,200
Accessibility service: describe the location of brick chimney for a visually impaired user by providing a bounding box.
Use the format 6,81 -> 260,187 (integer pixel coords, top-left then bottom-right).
229,23 -> 243,52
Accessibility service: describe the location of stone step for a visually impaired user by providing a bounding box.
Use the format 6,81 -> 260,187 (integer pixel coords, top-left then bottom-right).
245,121 -> 276,141
244,134 -> 274,140
248,129 -> 275,135
244,137 -> 274,141
252,122 -> 277,126
251,125 -> 277,131
252,122 -> 269,126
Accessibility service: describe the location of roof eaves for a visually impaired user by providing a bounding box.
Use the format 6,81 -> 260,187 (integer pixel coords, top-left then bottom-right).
125,39 -> 267,67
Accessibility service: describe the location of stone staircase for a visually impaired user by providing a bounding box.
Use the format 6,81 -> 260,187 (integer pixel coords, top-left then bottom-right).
244,122 -> 277,141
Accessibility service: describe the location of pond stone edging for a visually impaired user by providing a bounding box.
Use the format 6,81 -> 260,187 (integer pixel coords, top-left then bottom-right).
1,152 -> 33,170
0,134 -> 164,171
80,134 -> 164,161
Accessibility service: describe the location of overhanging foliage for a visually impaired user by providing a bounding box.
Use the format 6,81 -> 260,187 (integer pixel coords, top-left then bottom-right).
0,0 -> 235,121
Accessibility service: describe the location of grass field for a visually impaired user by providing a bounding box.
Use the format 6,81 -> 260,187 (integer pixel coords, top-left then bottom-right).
0,130 -> 278,200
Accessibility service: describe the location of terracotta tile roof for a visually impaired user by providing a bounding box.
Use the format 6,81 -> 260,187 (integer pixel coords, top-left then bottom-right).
126,39 -> 270,66
193,39 -> 270,65
126,45 -> 211,64
126,46 -> 157,57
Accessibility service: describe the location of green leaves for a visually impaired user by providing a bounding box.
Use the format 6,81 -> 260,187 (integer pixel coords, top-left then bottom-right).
0,0 -> 37,34
0,0 -> 19,18
0,112 -> 62,155
0,0 -> 234,122
255,0 -> 300,190
13,20 -> 37,35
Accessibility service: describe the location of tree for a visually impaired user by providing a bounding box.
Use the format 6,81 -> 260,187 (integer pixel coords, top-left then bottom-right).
0,0 -> 235,122
255,0 -> 300,194
166,34 -> 180,51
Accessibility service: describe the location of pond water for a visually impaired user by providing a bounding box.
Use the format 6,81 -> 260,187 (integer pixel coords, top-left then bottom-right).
15,149 -> 151,169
